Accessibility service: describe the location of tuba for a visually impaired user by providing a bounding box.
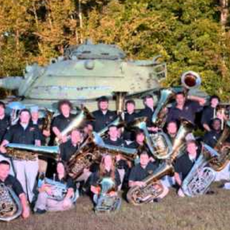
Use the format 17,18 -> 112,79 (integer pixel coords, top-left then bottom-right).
114,92 -> 127,117
127,160 -> 173,205
0,183 -> 22,222
94,177 -> 121,213
6,143 -> 60,161
181,71 -> 201,90
181,143 -> 217,197
209,120 -> 230,171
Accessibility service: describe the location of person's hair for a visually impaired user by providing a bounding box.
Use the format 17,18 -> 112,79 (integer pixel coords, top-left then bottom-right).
108,124 -> 118,130
19,109 -> 31,116
135,129 -> 144,137
186,139 -> 197,146
143,94 -> 153,101
125,99 -> 135,107
166,120 -> 178,129
139,151 -> 150,158
210,95 -> 220,103
176,91 -> 185,97
211,118 -> 221,128
99,154 -> 116,180
0,160 -> 10,167
57,99 -> 73,113
0,101 -> 6,109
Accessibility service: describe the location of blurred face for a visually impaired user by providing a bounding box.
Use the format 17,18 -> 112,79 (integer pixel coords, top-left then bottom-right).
71,130 -> 82,144
109,126 -> 119,140
167,122 -> 177,136
126,103 -> 135,114
20,111 -> 31,124
99,101 -> 108,111
186,142 -> 197,156
31,111 -> 39,121
103,155 -> 113,168
57,162 -> 65,175
0,164 -> 10,181
211,98 -> 219,108
136,133 -> 145,144
60,104 -> 71,117
0,105 -> 5,117
140,153 -> 150,168
212,120 -> 221,131
176,94 -> 186,107
144,97 -> 154,109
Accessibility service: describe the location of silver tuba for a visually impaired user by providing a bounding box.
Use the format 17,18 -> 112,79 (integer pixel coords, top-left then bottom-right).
181,71 -> 201,90
6,143 -> 60,160
181,143 -> 217,197
0,183 -> 22,222
94,177 -> 121,213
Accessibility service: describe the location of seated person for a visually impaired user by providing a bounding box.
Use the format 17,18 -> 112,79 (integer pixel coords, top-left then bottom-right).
128,151 -> 169,203
0,160 -> 30,219
89,154 -> 121,211
34,161 -> 76,213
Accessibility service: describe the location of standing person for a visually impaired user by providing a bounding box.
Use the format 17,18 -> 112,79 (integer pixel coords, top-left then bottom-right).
166,92 -> 205,124
0,160 -> 30,219
34,161 -> 76,213
201,95 -> 220,131
92,96 -> 117,132
51,99 -> 75,144
0,101 -> 10,143
0,109 -> 41,202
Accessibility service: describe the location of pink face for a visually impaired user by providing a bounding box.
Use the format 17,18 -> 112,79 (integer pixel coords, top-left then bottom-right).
0,105 -> 5,117
71,130 -> 82,144
60,104 -> 71,117
0,164 -> 10,181
211,98 -> 219,108
140,153 -> 150,168
167,122 -> 177,135
20,111 -> 31,124
126,103 -> 135,114
144,98 -> 154,108
186,142 -> 197,155
56,162 -> 65,175
176,94 -> 186,107
99,101 -> 108,111
136,133 -> 145,143
108,126 -> 119,140
103,155 -> 113,168
31,111 -> 39,121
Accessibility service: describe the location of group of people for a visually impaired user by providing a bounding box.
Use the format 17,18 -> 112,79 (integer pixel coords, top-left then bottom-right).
0,87 -> 229,220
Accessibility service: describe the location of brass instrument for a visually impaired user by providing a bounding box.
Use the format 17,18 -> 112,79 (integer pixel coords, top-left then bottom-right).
209,120 -> 230,171
6,143 -> 60,161
181,71 -> 201,90
41,109 -> 53,132
0,183 -> 22,222
114,92 -> 127,117
126,160 -> 173,205
56,105 -> 94,144
94,177 -> 121,213
182,143 -> 217,197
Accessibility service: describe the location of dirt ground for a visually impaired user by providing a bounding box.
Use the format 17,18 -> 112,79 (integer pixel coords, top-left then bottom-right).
1,183 -> 230,230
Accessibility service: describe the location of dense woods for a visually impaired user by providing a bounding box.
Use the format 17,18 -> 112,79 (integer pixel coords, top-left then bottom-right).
0,0 -> 230,100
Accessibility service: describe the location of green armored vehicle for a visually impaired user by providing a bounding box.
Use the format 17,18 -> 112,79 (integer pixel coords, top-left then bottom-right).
0,40 -> 166,110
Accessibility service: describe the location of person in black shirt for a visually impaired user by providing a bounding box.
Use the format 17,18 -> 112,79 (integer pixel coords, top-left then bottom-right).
174,140 -> 200,197
203,118 -> 222,148
0,160 -> 30,219
128,151 -> 169,201
165,120 -> 178,144
92,96 -> 117,132
0,109 -> 41,202
201,95 -> 220,132
34,161 -> 76,213
0,101 -> 10,144
166,92 -> 205,124
52,99 -> 76,144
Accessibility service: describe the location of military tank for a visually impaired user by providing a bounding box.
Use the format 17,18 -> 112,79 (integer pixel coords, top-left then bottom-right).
0,40 -> 166,110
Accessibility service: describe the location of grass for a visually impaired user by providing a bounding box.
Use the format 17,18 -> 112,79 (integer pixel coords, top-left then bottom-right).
1,182 -> 230,230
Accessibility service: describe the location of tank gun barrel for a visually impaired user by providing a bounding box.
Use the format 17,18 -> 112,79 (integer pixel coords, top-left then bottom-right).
0,77 -> 23,90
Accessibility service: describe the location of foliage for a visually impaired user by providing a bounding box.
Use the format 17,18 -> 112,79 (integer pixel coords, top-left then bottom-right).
0,0 -> 230,100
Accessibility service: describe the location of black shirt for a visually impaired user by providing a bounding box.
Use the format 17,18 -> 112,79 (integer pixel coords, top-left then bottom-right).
167,100 -> 202,124
203,130 -> 222,148
92,110 -> 117,132
201,106 -> 215,128
89,169 -> 121,188
103,138 -> 125,147
0,115 -> 10,143
0,175 -> 24,196
174,153 -> 199,181
129,161 -> 159,182
137,106 -> 154,127
52,174 -> 75,190
59,139 -> 79,162
4,123 -> 41,144
123,112 -> 138,141
52,114 -> 76,132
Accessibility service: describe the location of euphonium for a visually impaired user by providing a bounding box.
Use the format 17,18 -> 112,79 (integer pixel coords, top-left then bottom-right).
6,143 -> 60,160
181,143 -> 217,197
126,160 -> 174,205
0,183 -> 22,222
209,120 -> 230,171
152,88 -> 176,127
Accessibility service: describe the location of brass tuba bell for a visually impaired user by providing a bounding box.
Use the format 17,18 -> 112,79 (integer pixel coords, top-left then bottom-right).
181,71 -> 201,90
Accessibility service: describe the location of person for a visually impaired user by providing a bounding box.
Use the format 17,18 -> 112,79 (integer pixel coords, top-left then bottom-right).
0,160 -> 30,219
201,95 -> 220,131
0,101 -> 10,143
166,92 -> 206,124
128,151 -> 169,202
51,99 -> 76,144
203,118 -> 222,148
174,140 -> 200,197
34,161 -> 76,213
59,129 -> 83,163
0,109 -> 41,202
89,154 -> 121,211
92,96 -> 117,132
165,120 -> 178,143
